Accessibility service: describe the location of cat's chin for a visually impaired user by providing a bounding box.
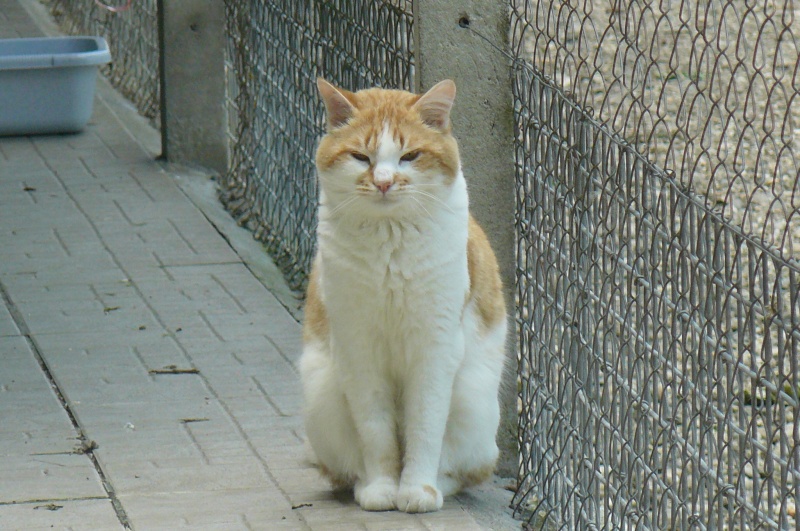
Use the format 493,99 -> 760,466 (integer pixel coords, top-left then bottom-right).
372,193 -> 401,204
354,197 -> 419,221
363,193 -> 405,210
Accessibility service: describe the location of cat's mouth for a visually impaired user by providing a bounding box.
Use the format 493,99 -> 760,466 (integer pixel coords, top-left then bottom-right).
369,186 -> 402,202
372,194 -> 400,206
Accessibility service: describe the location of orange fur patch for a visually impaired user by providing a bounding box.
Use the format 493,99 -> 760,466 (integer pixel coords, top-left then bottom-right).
356,170 -> 412,193
302,262 -> 329,343
467,216 -> 506,330
318,462 -> 355,490
446,461 -> 497,492
459,462 -> 496,488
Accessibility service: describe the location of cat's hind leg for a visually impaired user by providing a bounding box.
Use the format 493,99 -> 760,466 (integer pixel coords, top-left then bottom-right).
438,331 -> 505,496
298,342 -> 362,490
438,389 -> 501,496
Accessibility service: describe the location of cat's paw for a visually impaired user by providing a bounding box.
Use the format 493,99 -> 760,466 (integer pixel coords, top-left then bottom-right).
355,478 -> 398,511
397,483 -> 443,513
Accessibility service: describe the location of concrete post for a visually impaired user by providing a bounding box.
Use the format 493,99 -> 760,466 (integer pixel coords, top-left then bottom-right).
158,0 -> 228,173
413,2 -> 517,477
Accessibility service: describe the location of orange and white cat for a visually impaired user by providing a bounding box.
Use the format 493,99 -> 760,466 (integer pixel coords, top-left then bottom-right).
299,78 -> 507,513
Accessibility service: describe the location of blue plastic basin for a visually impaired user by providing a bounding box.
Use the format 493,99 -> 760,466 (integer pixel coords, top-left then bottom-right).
0,36 -> 112,136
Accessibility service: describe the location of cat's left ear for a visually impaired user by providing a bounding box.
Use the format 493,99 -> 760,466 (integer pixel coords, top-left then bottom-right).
414,80 -> 456,132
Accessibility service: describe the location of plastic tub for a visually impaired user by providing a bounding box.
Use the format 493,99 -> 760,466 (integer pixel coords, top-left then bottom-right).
0,36 -> 111,136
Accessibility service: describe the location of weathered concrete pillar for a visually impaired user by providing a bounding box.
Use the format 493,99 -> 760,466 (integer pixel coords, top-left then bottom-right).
158,0 -> 227,173
414,2 -> 517,477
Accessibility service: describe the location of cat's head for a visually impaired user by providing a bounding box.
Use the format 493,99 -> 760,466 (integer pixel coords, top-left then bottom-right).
315,79 -> 461,219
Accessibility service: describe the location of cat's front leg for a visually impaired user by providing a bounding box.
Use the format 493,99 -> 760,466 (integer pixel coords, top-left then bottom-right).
338,345 -> 401,511
348,380 -> 401,510
397,333 -> 464,513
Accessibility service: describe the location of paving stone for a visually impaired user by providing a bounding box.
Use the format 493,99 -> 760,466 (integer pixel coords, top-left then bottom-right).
0,454 -> 106,505
117,490 -> 304,530
0,425 -> 80,458
0,499 -> 124,530
0,304 -> 19,337
0,337 -> 82,459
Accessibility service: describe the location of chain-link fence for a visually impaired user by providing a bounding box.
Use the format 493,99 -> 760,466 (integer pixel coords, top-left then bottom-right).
220,0 -> 414,291
511,0 -> 800,529
45,0 -> 159,123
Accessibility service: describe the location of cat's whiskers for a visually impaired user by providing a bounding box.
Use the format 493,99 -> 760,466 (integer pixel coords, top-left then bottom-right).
325,194 -> 360,218
408,195 -> 434,220
407,188 -> 456,215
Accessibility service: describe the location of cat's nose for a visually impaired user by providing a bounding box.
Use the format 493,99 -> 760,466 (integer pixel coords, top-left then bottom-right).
373,165 -> 394,195
375,181 -> 393,194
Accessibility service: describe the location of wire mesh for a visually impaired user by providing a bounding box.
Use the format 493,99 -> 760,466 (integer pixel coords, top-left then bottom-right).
44,0 -> 160,123
511,0 -> 800,529
220,0 -> 414,291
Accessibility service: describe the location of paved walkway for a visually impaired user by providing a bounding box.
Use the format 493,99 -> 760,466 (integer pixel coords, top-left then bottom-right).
0,1 -> 518,529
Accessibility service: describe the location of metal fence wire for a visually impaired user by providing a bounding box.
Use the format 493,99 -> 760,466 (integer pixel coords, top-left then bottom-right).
220,0 -> 414,291
45,0 -> 160,123
511,0 -> 800,529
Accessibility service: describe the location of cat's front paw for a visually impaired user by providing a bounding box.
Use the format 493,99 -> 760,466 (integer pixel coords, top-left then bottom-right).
397,483 -> 443,513
355,478 -> 398,511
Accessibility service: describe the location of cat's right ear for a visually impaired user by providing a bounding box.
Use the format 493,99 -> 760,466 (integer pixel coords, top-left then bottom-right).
317,78 -> 355,130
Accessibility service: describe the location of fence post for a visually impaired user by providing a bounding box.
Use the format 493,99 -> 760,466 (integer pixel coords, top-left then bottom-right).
157,0 -> 228,173
414,2 -> 517,477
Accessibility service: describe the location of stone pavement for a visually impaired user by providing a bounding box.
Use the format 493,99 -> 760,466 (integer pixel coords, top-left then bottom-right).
0,1 -> 519,529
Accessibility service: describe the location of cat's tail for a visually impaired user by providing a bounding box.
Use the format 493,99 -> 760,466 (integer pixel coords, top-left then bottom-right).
438,474 -> 462,497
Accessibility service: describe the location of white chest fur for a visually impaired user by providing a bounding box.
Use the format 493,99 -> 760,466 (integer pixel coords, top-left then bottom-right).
316,176 -> 470,364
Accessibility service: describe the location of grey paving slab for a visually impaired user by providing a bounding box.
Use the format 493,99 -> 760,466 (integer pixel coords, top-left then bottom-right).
117,490 -> 304,530
0,338 -> 80,457
0,1 -> 38,38
0,454 -> 107,504
0,303 -> 18,337
0,424 -> 79,458
0,499 -> 124,531
101,456 -> 274,495
0,339 -> 107,509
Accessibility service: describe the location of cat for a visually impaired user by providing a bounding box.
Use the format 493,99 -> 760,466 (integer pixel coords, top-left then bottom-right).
299,78 -> 507,514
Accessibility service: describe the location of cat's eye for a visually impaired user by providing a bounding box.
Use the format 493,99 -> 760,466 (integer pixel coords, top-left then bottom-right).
350,152 -> 370,163
400,151 -> 420,162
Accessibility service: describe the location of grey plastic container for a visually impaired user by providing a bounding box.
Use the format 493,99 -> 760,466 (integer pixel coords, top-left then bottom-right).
0,36 -> 111,136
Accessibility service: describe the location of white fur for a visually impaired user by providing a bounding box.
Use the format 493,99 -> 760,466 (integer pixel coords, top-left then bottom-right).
300,132 -> 506,513
373,124 -> 398,188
